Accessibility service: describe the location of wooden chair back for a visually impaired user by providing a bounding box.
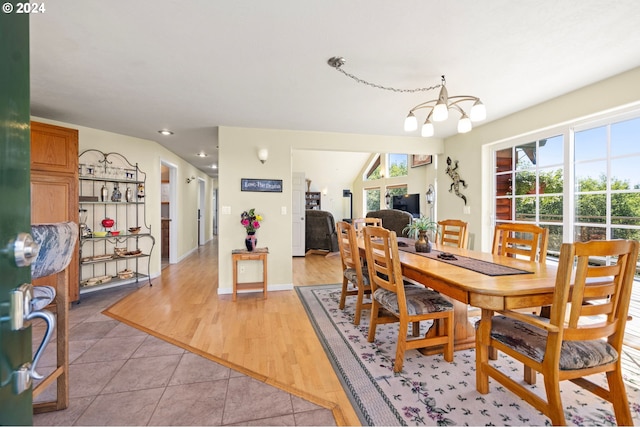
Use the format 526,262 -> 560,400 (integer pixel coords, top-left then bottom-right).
492,223 -> 548,263
437,219 -> 469,248
336,221 -> 361,274
362,225 -> 404,297
476,239 -> 639,425
336,221 -> 371,325
352,217 -> 382,237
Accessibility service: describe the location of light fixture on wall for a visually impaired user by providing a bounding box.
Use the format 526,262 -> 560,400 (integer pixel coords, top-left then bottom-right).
343,189 -> 353,220
186,176 -> 196,184
385,190 -> 391,208
257,148 -> 268,164
404,75 -> 486,137
327,57 -> 485,137
426,184 -> 435,204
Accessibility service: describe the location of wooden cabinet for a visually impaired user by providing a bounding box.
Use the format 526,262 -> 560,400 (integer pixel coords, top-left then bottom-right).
30,121 -> 78,413
30,121 -> 79,302
305,191 -> 321,210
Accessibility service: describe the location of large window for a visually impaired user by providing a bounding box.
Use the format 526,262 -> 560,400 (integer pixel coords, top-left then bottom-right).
574,117 -> 640,243
493,113 -> 640,267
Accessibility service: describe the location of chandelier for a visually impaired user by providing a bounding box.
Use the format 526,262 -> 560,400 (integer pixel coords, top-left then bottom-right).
404,75 -> 486,137
328,56 -> 486,137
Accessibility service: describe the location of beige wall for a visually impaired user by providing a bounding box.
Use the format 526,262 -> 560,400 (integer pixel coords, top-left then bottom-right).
31,116 -> 216,280
217,127 -> 443,293
437,66 -> 640,252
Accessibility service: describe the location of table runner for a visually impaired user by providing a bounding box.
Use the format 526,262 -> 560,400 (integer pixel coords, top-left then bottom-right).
398,239 -> 532,276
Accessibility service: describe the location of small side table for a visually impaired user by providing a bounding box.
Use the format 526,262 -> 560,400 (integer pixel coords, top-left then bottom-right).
231,247 -> 268,301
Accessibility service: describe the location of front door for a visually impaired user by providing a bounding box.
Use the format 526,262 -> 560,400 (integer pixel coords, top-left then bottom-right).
0,10 -> 33,425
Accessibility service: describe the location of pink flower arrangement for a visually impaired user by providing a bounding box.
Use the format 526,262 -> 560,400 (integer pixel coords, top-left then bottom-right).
240,208 -> 262,233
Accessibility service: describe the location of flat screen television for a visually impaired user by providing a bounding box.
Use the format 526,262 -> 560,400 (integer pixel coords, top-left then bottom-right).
392,193 -> 420,218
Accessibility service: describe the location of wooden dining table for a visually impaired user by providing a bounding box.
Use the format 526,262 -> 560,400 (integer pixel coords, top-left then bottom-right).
358,236 -> 559,352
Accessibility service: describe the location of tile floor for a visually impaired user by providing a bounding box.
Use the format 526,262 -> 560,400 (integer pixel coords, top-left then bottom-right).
31,284 -> 336,426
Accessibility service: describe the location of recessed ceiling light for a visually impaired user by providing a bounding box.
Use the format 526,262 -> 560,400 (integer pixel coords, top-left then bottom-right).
197,152 -> 208,158
158,129 -> 173,136
210,164 -> 218,169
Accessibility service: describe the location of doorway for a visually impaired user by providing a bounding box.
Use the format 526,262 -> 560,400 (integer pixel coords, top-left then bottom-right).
160,160 -> 178,268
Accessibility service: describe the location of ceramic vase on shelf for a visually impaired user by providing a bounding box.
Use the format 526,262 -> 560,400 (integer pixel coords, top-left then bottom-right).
414,230 -> 432,253
245,232 -> 257,251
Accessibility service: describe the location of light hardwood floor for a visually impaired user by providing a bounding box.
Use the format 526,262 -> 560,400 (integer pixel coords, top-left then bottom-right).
104,238 -> 360,425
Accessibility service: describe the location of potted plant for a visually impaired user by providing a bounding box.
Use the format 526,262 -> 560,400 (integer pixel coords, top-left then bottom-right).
402,215 -> 439,253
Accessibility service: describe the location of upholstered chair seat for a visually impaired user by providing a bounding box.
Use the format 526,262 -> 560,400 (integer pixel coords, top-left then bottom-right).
488,315 -> 617,370
373,284 -> 453,317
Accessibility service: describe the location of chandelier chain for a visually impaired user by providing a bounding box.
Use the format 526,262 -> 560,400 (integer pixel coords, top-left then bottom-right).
332,64 -> 441,94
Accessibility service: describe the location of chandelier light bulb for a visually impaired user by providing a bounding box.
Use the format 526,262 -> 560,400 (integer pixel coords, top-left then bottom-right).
470,100 -> 486,121
404,112 -> 418,132
421,120 -> 435,137
432,102 -> 449,122
457,114 -> 472,133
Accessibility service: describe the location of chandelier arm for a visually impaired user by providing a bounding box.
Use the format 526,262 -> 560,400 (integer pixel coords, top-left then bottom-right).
449,103 -> 466,116
408,100 -> 438,113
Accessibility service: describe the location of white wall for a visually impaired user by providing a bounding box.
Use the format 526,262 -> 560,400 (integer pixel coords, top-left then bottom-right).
31,116 -> 216,279
437,66 -> 640,251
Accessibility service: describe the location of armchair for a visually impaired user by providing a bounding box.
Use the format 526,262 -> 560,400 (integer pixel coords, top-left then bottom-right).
305,209 -> 339,253
365,209 -> 413,237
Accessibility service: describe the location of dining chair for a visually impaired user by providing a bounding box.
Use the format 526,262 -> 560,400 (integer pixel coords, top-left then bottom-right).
336,221 -> 371,325
437,219 -> 469,248
363,225 -> 454,372
492,222 -> 549,262
476,239 -> 639,426
490,223 -> 550,371
352,217 -> 382,237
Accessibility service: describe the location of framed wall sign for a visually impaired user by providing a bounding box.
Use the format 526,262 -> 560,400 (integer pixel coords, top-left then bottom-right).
411,154 -> 432,167
241,178 -> 283,193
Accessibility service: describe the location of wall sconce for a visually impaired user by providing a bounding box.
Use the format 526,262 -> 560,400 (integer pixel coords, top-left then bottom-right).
186,176 -> 196,184
385,190 -> 391,208
426,184 -> 435,204
257,148 -> 268,164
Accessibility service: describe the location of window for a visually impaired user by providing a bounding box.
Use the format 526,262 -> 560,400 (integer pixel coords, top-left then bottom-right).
493,112 -> 640,271
385,184 -> 407,208
388,154 -> 408,178
494,135 -> 565,253
365,188 -> 381,213
574,117 -> 640,243
365,155 -> 381,181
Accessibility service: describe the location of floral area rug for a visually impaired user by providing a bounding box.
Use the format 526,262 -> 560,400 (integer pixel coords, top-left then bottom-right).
296,284 -> 640,426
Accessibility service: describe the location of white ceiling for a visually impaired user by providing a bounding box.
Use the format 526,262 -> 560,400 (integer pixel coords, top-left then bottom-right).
29,0 -> 640,177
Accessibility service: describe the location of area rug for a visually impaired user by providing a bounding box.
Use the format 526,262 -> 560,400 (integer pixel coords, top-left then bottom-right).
296,284 -> 640,426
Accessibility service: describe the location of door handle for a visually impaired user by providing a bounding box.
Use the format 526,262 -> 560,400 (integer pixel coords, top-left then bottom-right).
1,283 -> 56,385
25,308 -> 55,380
3,232 -> 41,267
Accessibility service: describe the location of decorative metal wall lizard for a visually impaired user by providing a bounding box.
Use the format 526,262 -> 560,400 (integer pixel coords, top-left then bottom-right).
445,156 -> 468,205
